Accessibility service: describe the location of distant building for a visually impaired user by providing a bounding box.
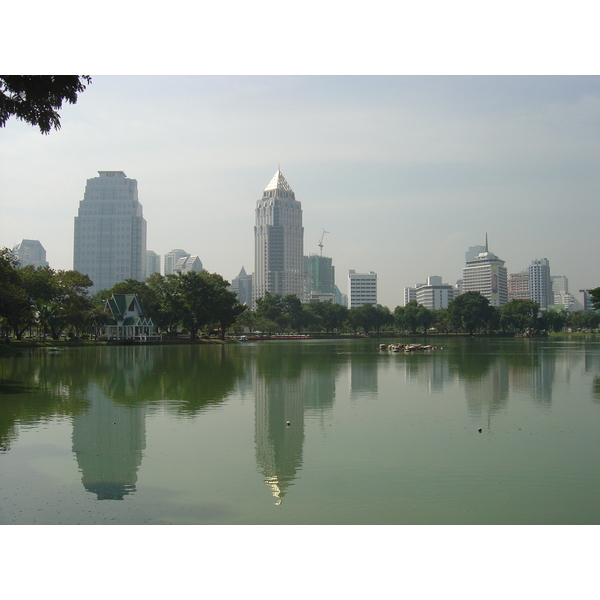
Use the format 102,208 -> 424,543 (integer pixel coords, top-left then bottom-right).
174,255 -> 203,274
580,290 -> 599,312
73,171 -> 147,294
305,254 -> 335,303
164,249 -> 190,275
146,251 -> 161,277
404,286 -> 418,306
465,245 -> 487,262
415,276 -> 455,310
348,270 -> 377,308
13,239 -> 48,268
230,266 -> 253,306
528,258 -> 552,310
508,270 -> 530,302
462,241 -> 508,306
254,169 -> 304,306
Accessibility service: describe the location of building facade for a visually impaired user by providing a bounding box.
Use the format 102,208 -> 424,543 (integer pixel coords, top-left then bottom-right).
146,251 -> 161,277
164,249 -> 190,276
305,255 -> 335,296
415,276 -> 455,310
174,255 -> 203,274
508,270 -> 530,302
73,171 -> 146,293
230,266 -> 253,306
348,270 -> 377,308
462,249 -> 508,307
13,239 -> 49,268
528,258 -> 552,309
254,169 -> 304,305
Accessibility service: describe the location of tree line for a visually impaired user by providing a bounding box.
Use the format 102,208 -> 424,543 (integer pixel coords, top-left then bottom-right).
2,248 -> 600,340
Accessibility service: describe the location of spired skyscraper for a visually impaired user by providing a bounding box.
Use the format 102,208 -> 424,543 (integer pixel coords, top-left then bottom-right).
74,171 -> 147,293
253,169 -> 304,305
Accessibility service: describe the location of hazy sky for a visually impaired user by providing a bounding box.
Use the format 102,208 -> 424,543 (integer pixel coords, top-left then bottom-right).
1,75 -> 599,307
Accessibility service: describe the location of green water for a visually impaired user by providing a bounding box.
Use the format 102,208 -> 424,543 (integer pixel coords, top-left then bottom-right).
1,336 -> 600,524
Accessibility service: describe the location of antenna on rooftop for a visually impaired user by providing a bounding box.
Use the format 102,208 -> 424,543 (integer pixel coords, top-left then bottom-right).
318,228 -> 329,256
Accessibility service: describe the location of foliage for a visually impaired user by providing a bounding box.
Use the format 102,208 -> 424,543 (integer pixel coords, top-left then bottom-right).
0,76 -> 91,134
448,291 -> 494,335
499,299 -> 540,333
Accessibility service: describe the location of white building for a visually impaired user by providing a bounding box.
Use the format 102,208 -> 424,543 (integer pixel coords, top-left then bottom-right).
254,169 -> 304,305
404,286 -> 418,305
462,246 -> 508,307
13,239 -> 49,268
174,255 -> 203,274
528,258 -> 552,310
146,251 -> 161,277
349,270 -> 377,308
73,171 -> 147,294
164,249 -> 190,275
416,276 -> 455,309
230,266 -> 253,306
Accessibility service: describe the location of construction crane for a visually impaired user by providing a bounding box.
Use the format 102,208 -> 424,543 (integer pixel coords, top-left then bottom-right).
318,229 -> 329,256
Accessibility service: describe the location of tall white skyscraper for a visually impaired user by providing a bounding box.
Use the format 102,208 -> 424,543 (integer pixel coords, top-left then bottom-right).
462,242 -> 508,306
528,258 -> 552,309
348,270 -> 377,308
13,239 -> 49,268
74,171 -> 146,293
254,169 -> 304,305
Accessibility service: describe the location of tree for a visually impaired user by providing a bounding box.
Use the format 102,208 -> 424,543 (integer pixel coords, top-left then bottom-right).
0,76 -> 91,134
448,291 -> 493,335
499,299 -> 540,334
589,287 -> 600,311
255,292 -> 284,334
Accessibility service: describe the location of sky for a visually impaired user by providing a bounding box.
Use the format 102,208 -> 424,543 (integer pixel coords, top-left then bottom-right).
2,75 -> 599,307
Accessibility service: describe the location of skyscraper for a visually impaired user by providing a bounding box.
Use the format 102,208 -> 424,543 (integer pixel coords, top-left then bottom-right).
230,266 -> 253,306
146,250 -> 161,276
462,241 -> 508,306
13,239 -> 48,268
73,171 -> 146,293
528,258 -> 552,309
164,249 -> 190,275
253,169 -> 304,305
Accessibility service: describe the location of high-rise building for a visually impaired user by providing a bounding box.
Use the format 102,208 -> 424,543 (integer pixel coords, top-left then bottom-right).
164,249 -> 190,275
415,276 -> 455,310
253,169 -> 304,305
146,251 -> 161,277
403,286 -> 418,306
528,258 -> 552,310
230,266 -> 253,306
462,242 -> 508,306
13,239 -> 48,268
348,270 -> 377,308
305,254 -> 335,300
466,245 -> 487,262
73,171 -> 146,294
174,255 -> 203,274
508,270 -> 530,301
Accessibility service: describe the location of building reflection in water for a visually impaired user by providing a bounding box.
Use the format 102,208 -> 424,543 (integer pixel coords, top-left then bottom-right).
253,345 -> 341,504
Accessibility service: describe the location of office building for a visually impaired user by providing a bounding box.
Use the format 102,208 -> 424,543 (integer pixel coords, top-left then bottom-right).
528,258 -> 552,309
348,270 -> 377,308
231,267 -> 253,306
164,249 -> 190,275
462,242 -> 508,306
174,255 -> 203,274
508,270 -> 530,301
13,239 -> 48,268
254,169 -> 304,305
146,251 -> 161,277
416,276 -> 455,310
73,171 -> 146,294
305,254 -> 335,297
404,286 -> 418,305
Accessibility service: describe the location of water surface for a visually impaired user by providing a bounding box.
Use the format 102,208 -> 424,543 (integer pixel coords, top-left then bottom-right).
1,336 -> 599,524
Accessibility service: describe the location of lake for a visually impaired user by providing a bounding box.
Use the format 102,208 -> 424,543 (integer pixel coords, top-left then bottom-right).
1,336 -> 600,525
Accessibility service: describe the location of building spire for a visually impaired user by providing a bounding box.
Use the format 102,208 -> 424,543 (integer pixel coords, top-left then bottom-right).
485,232 -> 488,252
